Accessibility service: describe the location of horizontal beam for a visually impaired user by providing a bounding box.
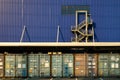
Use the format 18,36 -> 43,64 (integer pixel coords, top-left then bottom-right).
0,42 -> 119,47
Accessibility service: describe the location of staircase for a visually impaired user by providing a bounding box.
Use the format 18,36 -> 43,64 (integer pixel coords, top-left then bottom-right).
71,13 -> 94,42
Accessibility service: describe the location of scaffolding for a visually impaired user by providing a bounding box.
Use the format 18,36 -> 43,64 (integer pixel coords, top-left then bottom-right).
71,10 -> 94,42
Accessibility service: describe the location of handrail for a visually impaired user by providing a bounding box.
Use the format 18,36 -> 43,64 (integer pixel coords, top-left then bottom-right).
78,19 -> 93,27
78,20 -> 86,28
71,19 -> 93,31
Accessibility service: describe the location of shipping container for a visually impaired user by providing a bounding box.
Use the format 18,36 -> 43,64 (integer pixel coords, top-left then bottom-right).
75,54 -> 86,77
87,54 -> 97,77
0,54 -> 4,77
39,53 -> 50,77
99,54 -> 120,77
52,54 -> 62,77
63,54 -> 73,77
16,54 -> 27,77
5,54 -> 15,77
109,54 -> 120,76
98,54 -> 109,76
28,54 -> 39,77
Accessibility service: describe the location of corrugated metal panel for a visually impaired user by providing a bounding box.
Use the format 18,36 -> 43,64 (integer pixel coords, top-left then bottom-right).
0,54 -> 4,77
87,54 -> 97,77
28,54 -> 39,77
98,54 -> 120,77
16,54 -> 27,77
0,0 -> 120,42
5,54 -> 15,77
109,54 -> 120,76
39,53 -> 50,77
75,54 -> 86,77
98,54 -> 109,76
63,54 -> 73,77
52,54 -> 62,77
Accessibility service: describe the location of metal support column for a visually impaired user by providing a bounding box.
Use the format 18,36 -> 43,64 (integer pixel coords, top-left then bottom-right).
85,11 -> 88,42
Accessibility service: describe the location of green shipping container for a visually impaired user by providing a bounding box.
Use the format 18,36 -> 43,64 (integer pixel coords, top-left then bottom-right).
16,54 -> 27,77
98,54 -> 109,76
28,54 -> 39,77
63,54 -> 73,77
98,54 -> 120,77
109,54 -> 120,76
39,53 -> 50,77
5,54 -> 15,77
52,54 -> 62,77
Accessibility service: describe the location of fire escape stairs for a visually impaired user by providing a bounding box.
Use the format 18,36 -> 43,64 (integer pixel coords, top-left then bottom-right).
71,19 -> 93,42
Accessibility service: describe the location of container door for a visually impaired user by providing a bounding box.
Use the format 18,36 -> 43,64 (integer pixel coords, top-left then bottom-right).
75,54 -> 86,77
63,54 -> 73,77
16,54 -> 27,77
109,54 -> 120,76
0,54 -> 4,77
87,54 -> 97,77
5,54 -> 15,77
98,54 -> 109,76
52,54 -> 62,77
39,53 -> 50,77
28,54 -> 39,77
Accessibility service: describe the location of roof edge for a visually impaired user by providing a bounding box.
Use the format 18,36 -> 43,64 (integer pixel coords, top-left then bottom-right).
0,42 -> 119,47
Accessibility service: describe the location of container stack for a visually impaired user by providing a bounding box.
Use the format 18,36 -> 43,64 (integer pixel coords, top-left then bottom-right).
0,52 -> 119,78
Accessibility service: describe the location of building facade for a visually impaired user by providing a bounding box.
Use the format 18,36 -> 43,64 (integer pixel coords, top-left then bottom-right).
0,0 -> 120,42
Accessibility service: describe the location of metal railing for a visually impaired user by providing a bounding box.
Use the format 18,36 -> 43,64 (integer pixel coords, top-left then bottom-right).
71,19 -> 93,31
